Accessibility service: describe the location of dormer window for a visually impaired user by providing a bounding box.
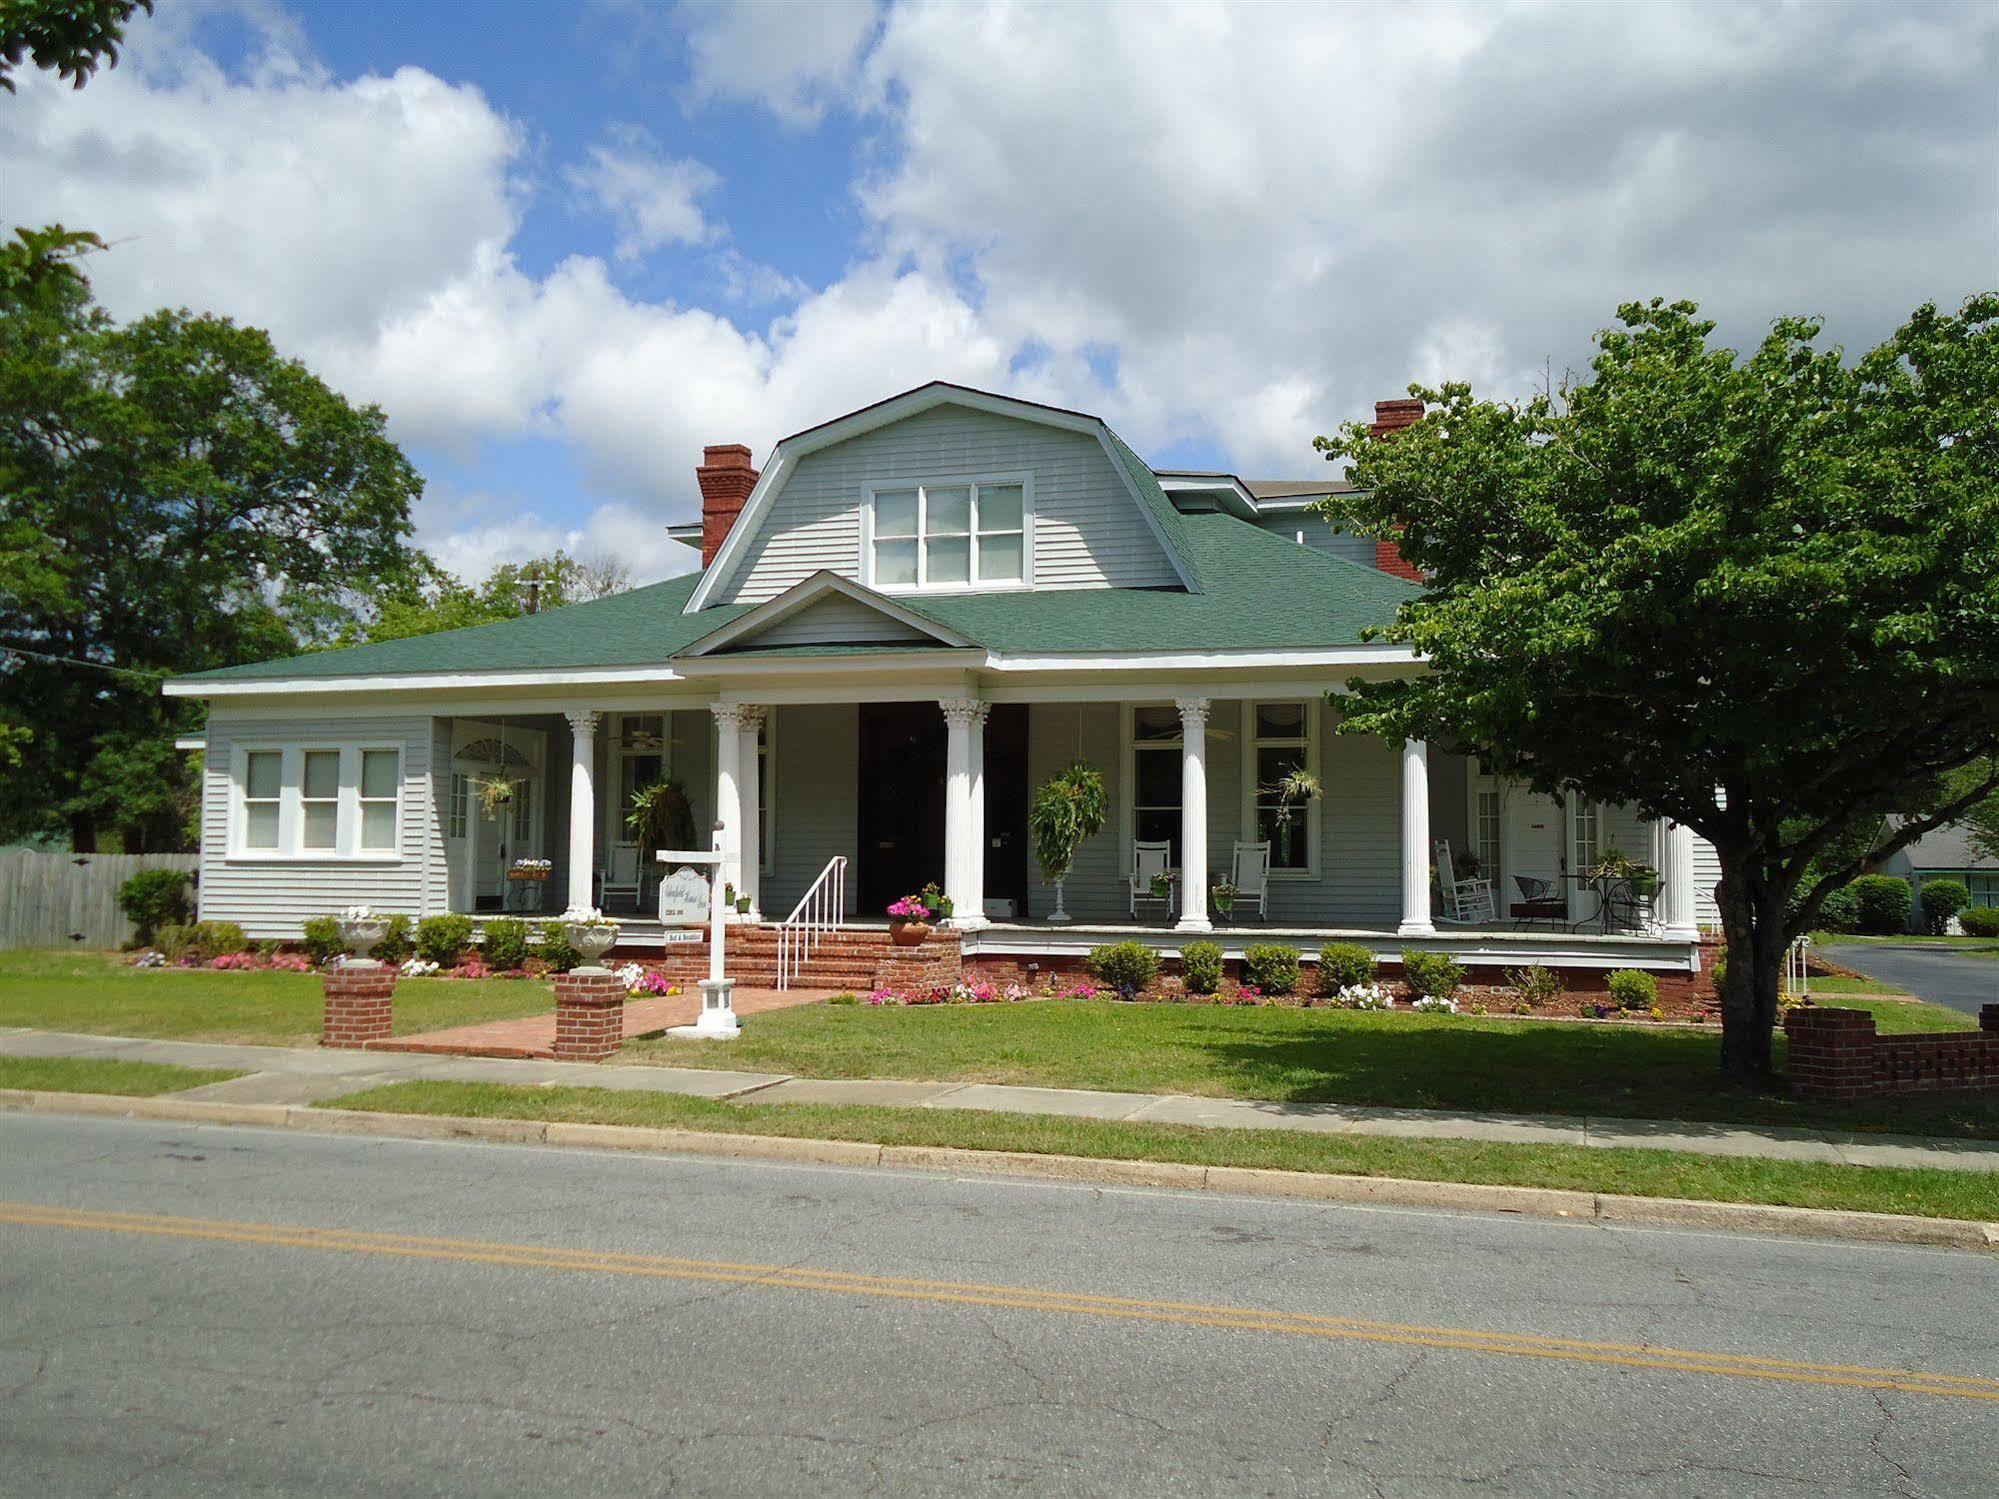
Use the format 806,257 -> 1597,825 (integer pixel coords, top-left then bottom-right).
865,476 -> 1031,591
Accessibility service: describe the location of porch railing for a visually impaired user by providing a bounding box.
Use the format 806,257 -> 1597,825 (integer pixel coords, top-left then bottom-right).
777,856 -> 848,991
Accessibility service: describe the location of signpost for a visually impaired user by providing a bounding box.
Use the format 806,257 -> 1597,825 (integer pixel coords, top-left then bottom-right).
656,832 -> 737,1038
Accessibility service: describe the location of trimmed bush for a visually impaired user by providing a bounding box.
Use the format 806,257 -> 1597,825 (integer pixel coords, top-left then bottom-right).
481,917 -> 532,971
1506,964 -> 1562,1007
1241,943 -> 1301,996
302,915 -> 345,964
189,920 -> 248,960
376,914 -> 414,965
1919,878 -> 1971,935
119,868 -> 192,944
153,923 -> 196,962
1087,940 -> 1159,997
1710,951 -> 1728,1000
1400,949 -> 1463,1002
415,913 -> 475,967
1607,968 -> 1658,1011
1179,939 -> 1224,995
1852,874 -> 1913,935
1814,884 -> 1862,934
1959,906 -> 1999,939
536,920 -> 581,974
1315,942 -> 1375,996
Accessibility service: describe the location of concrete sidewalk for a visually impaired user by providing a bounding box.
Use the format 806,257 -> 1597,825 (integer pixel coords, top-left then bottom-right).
5,1025 -> 1998,1174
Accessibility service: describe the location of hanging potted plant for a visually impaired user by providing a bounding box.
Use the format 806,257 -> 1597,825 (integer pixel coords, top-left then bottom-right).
1268,768 -> 1322,824
627,777 -> 696,865
887,894 -> 932,946
1028,760 -> 1108,924
476,776 -> 523,818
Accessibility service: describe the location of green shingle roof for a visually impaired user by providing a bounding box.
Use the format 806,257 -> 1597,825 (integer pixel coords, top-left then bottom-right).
175,510 -> 1418,686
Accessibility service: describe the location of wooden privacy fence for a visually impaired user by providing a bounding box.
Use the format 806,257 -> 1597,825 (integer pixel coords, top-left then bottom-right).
0,849 -> 199,951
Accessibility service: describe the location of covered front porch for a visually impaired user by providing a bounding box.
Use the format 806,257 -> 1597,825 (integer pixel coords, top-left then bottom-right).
437,682 -> 1702,974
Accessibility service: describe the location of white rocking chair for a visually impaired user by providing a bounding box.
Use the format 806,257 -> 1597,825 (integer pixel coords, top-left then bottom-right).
1230,840 -> 1272,921
1434,839 -> 1497,925
1128,840 -> 1175,919
596,844 -> 643,913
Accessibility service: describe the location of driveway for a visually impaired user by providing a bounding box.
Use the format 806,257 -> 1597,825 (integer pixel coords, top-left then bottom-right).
1822,940 -> 1997,1019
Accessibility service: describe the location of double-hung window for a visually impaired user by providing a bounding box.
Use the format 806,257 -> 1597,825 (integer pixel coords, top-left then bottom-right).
360,749 -> 400,852
243,752 -> 282,851
300,750 -> 341,851
868,478 -> 1028,590
1130,706 -> 1185,866
1247,702 -> 1317,873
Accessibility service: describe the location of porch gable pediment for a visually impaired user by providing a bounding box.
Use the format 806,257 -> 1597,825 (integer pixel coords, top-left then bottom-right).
677,572 -> 981,658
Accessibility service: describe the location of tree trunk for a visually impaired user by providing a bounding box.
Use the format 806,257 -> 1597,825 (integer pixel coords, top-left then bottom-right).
1714,856 -> 1784,1082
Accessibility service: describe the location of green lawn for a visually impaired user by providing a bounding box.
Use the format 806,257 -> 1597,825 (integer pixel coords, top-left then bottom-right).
0,1055 -> 241,1096
323,1080 -> 1999,1224
622,998 -> 1999,1139
0,950 -> 555,1046
1827,995 -> 1978,1034
1799,974 -> 1909,998
1818,933 -> 1999,950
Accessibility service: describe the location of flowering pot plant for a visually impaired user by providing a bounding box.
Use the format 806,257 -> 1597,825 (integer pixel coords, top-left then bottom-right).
507,858 -> 551,883
1209,877 -> 1237,922
1148,870 -> 1177,901
559,905 -> 620,965
887,894 -> 932,945
919,882 -> 953,920
336,904 -> 390,962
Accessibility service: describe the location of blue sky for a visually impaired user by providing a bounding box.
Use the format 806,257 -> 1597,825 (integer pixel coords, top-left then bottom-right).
5,0 -> 1992,582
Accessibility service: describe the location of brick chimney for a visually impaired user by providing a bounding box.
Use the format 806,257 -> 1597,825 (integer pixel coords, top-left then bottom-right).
696,444 -> 758,569
1369,398 -> 1425,581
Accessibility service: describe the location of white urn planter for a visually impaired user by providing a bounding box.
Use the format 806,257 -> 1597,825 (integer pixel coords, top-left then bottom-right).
337,910 -> 390,964
564,921 -> 619,968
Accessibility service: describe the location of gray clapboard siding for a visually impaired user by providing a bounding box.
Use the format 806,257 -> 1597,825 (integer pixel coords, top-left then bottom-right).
721,404 -> 1179,604
764,704 -> 859,916
0,849 -> 199,950
198,712 -> 439,939
734,595 -> 934,649
1690,831 -> 1723,929
1252,512 -> 1377,567
1024,704 -> 1125,921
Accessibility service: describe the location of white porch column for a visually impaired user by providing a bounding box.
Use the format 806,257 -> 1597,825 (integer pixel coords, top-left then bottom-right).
1398,737 -> 1435,936
940,699 -> 981,923
711,704 -> 747,917
1657,818 -> 1699,939
564,710 -> 599,914
964,702 -> 991,929
1176,697 -> 1211,932
737,706 -> 767,922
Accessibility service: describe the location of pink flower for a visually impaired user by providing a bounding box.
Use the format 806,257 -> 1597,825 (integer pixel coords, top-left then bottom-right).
886,896 -> 929,919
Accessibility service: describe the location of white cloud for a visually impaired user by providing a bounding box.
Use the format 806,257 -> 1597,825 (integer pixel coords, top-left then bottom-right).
565,123 -> 720,258
675,0 -> 879,123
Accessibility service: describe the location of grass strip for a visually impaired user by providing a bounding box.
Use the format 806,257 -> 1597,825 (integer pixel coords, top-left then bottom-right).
322,1080 -> 1999,1224
0,1055 -> 242,1097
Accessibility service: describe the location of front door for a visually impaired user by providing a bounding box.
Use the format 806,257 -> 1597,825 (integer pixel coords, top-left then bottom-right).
858,702 -> 947,913
982,704 -> 1030,918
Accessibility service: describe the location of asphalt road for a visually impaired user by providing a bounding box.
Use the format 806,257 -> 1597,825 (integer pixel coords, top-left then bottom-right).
1,1114 -> 1995,1496
1823,941 -> 1999,1018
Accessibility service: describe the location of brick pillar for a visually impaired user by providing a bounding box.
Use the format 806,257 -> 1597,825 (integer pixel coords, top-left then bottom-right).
1783,1007 -> 1877,1101
322,961 -> 395,1048
553,969 -> 627,1061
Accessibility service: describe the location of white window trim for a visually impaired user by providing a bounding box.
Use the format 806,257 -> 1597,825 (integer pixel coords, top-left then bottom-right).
226,742 -> 406,863
859,470 -> 1035,594
1120,702 -> 1186,876
1238,699 -> 1321,880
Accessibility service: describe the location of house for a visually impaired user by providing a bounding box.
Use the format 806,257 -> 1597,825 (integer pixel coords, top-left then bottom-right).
163,382 -> 1708,985
1877,821 -> 1999,930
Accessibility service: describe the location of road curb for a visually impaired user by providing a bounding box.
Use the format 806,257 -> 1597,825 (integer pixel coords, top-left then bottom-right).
7,1089 -> 1995,1251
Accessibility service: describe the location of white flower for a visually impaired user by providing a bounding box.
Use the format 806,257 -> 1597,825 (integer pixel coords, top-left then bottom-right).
341,904 -> 379,922
561,905 -> 609,924
1337,982 -> 1394,1010
1410,994 -> 1459,1014
399,957 -> 439,977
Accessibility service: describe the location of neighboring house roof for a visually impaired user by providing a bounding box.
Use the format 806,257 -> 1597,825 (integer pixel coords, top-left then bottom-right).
1243,478 -> 1359,499
169,508 -> 1422,689
1889,820 -> 1999,873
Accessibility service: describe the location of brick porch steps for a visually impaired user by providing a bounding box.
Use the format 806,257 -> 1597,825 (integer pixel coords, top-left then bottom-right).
629,925 -> 947,991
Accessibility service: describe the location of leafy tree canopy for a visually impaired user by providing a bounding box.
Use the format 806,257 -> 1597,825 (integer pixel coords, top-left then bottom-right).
1316,295 -> 1999,1077
0,226 -> 426,850
0,0 -> 152,92
352,549 -> 633,644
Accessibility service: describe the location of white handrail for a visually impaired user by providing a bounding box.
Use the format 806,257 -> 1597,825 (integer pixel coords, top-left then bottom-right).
777,855 -> 848,990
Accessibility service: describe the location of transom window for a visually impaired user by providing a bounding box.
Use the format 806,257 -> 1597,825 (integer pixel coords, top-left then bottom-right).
869,478 -> 1028,590
1249,702 -> 1316,871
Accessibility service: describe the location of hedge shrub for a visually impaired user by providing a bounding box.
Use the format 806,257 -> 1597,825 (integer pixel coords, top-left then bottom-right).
415,913 -> 475,967
1400,949 -> 1463,1001
1958,906 -> 1999,939
1710,951 -> 1728,1000
1087,940 -> 1159,997
1241,943 -> 1301,996
153,924 -> 196,962
1178,939 -> 1224,995
189,920 -> 248,960
375,914 -> 413,964
1607,969 -> 1658,1011
536,920 -> 581,973
481,917 -> 532,971
1919,879 -> 1971,935
1852,874 -> 1913,934
1315,942 -> 1375,996
119,869 -> 192,944
1814,884 -> 1862,934
302,915 -> 345,965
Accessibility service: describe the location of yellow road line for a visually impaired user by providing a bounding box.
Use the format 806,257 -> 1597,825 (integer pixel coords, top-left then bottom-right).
5,1200 -> 1995,1403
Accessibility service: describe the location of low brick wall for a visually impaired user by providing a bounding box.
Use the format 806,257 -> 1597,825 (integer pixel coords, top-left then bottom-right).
876,929 -> 963,992
322,962 -> 395,1048
552,969 -> 627,1061
1785,1005 -> 1999,1101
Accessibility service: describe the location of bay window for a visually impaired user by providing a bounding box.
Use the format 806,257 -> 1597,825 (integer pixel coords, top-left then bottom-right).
867,476 -> 1030,590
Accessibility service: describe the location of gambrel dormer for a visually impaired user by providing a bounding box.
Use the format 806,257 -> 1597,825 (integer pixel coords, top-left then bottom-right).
684,384 -> 1207,612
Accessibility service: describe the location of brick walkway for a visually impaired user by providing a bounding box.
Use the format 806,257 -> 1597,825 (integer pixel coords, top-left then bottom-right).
370,986 -> 832,1060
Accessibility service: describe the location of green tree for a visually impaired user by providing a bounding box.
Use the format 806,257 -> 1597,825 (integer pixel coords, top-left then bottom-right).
0,230 -> 425,849
1315,296 -> 1999,1080
1,0 -> 152,92
354,550 -> 631,643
